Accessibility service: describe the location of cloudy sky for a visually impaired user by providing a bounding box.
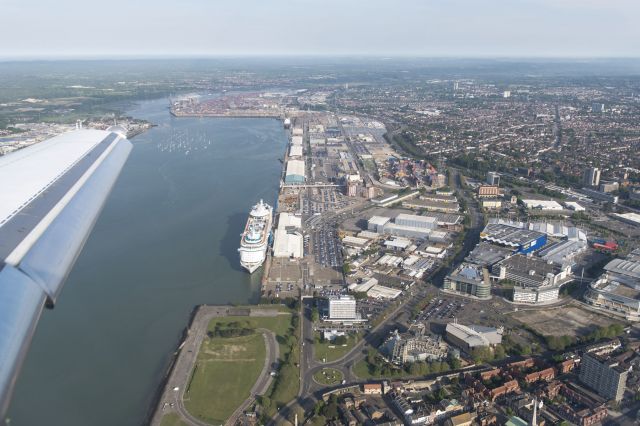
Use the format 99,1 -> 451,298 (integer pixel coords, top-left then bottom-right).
2,0 -> 638,58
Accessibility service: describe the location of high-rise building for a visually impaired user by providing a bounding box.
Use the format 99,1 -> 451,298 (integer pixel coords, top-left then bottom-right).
579,352 -> 628,401
583,167 -> 601,187
486,171 -> 501,186
346,181 -> 358,197
328,295 -> 357,320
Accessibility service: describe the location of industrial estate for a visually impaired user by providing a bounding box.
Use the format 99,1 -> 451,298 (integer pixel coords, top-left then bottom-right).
2,60 -> 640,426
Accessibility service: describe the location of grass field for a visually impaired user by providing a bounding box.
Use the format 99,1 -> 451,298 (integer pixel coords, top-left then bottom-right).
313,368 -> 344,385
184,312 -> 293,424
314,333 -> 358,363
159,413 -> 188,426
184,331 -> 265,424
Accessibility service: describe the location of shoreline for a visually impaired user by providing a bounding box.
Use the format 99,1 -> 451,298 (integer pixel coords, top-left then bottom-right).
146,112 -> 289,426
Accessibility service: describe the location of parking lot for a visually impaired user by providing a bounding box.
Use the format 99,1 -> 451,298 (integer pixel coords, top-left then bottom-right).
302,188 -> 349,215
416,297 -> 466,323
358,297 -> 393,321
312,226 -> 343,269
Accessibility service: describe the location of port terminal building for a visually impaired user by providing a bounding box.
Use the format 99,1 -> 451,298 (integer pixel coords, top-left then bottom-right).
284,159 -> 305,184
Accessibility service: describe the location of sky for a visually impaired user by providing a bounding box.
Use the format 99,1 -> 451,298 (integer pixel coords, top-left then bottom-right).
2,0 -> 639,59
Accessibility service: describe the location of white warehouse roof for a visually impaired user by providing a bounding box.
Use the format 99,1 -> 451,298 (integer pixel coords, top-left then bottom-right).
522,199 -> 564,210
289,145 -> 303,157
278,212 -> 301,229
273,228 -> 303,259
285,160 -> 305,177
291,136 -> 303,146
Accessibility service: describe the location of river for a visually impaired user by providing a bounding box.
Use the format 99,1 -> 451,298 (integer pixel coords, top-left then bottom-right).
6,98 -> 287,426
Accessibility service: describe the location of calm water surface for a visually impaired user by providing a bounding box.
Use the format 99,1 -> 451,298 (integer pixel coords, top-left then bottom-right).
7,98 -> 287,426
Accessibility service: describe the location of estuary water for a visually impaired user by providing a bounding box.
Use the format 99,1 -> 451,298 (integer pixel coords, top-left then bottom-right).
7,98 -> 287,425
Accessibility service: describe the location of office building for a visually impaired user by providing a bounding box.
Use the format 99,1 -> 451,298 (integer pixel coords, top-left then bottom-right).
328,295 -> 357,320
583,167 -> 601,187
486,171 -> 501,186
444,263 -> 491,299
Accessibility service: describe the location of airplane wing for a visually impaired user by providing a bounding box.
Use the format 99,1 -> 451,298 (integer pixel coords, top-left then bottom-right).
0,127 -> 132,416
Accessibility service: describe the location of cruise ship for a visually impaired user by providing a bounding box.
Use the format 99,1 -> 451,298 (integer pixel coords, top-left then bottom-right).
238,200 -> 273,273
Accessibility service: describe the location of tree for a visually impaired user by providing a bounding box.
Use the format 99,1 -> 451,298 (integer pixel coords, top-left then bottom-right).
494,344 -> 506,360
311,307 -> 319,322
333,335 -> 347,345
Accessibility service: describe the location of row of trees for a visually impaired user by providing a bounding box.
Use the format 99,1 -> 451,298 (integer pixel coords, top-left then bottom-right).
546,323 -> 626,351
208,321 -> 255,338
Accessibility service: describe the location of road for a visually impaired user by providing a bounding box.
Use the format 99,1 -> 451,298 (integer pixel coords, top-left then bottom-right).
149,306 -> 280,426
226,329 -> 278,426
269,167 -> 487,425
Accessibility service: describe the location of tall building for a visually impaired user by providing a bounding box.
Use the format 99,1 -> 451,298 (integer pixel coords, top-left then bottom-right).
486,171 -> 501,186
328,295 -> 357,320
346,181 -> 358,197
583,167 -> 601,187
579,352 -> 628,401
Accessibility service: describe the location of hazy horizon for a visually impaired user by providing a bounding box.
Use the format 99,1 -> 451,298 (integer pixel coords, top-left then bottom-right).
3,0 -> 639,59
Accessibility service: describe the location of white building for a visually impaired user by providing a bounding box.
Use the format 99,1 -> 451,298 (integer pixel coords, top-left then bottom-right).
328,295 -> 357,321
564,201 -> 585,212
288,145 -> 303,158
522,199 -> 564,211
272,213 -> 303,259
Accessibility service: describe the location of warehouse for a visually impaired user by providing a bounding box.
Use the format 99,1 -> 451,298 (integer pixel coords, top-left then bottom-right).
342,235 -> 371,251
538,239 -> 587,267
395,213 -> 437,230
284,159 -> 305,184
522,199 -> 564,210
272,213 -> 303,259
480,223 -> 547,254
402,198 -> 460,213
291,135 -> 303,146
288,144 -> 303,158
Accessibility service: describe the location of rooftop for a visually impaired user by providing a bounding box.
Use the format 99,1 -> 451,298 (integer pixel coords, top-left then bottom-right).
481,223 -> 546,247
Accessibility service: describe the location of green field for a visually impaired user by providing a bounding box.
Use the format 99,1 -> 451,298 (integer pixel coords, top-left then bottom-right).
183,312 -> 294,424
313,368 -> 344,385
184,331 -> 265,424
159,413 -> 188,426
314,333 -> 358,363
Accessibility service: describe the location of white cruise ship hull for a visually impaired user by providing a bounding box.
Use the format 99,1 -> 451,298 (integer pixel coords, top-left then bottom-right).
238,200 -> 272,274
